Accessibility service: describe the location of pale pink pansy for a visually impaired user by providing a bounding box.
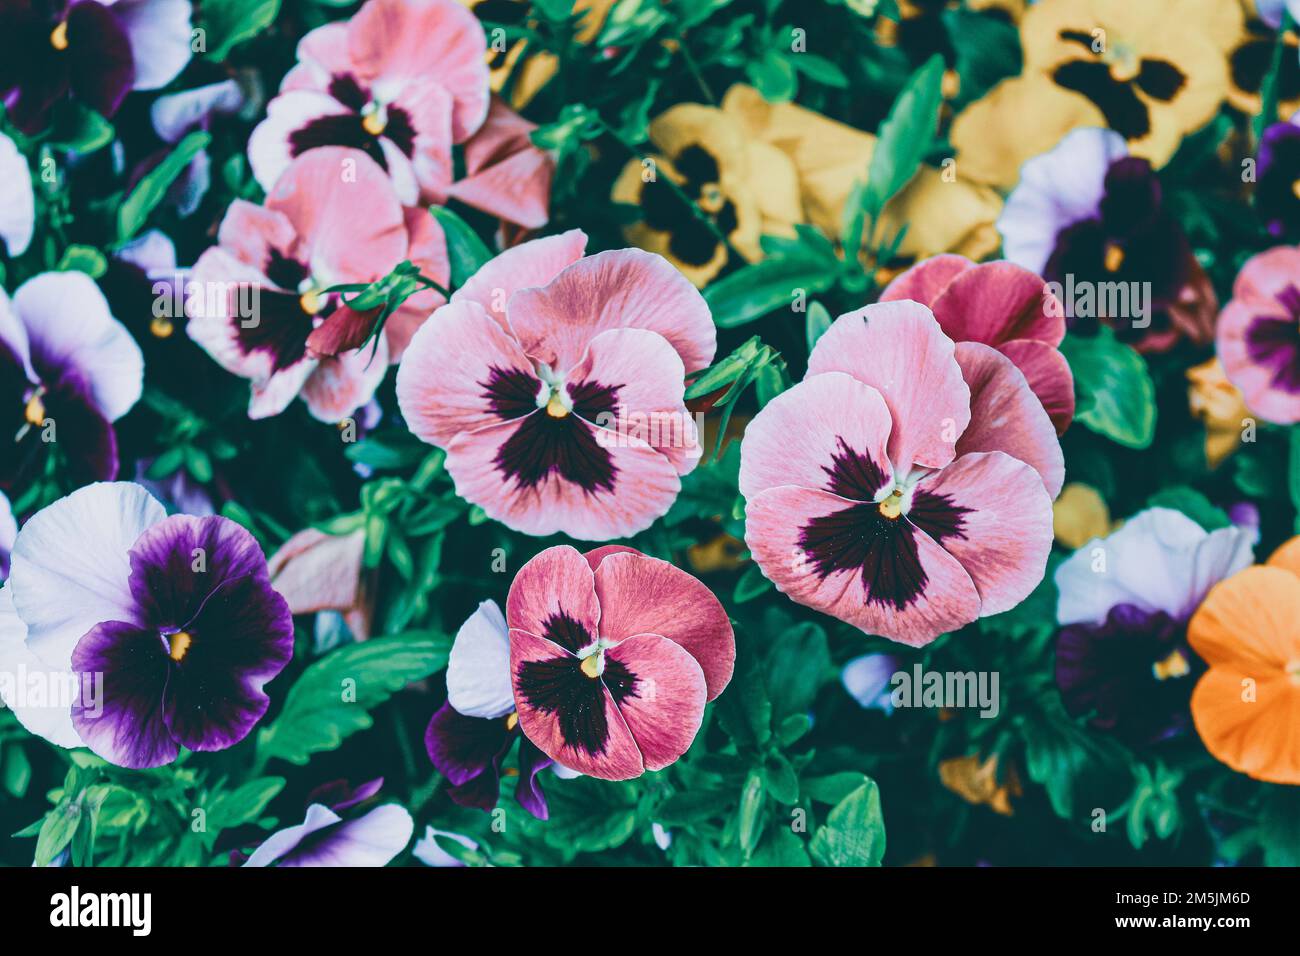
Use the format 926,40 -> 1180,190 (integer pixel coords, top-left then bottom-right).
880,254 -> 1074,434
248,0 -> 489,205
187,147 -> 447,422
506,545 -> 734,781
395,230 -> 714,540
1216,244 -> 1300,424
739,301 -> 1060,647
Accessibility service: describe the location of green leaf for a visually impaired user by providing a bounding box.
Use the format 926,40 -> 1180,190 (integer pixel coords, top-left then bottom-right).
55,245 -> 108,278
732,564 -> 773,603
859,54 -> 944,221
2,743 -> 31,798
656,789 -> 728,826
118,131 -> 211,242
704,250 -> 839,328
1060,327 -> 1156,449
804,301 -> 832,354
790,53 -> 849,88
34,801 -> 81,867
737,771 -> 766,854
203,0 -> 281,61
765,621 -> 830,719
715,648 -> 773,750
809,778 -> 886,866
256,633 -> 449,766
746,51 -> 798,102
1261,786 -> 1300,867
1146,486 -> 1230,531
48,102 -> 114,153
428,206 -> 493,287
749,825 -> 811,866
208,777 -> 286,831
1022,696 -> 1130,820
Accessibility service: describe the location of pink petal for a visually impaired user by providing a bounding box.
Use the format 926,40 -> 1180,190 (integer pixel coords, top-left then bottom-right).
928,260 -> 1065,348
739,371 -> 893,501
997,339 -> 1075,435
453,228 -> 587,331
346,0 -> 490,142
911,451 -> 1054,616
509,627 -> 644,780
264,147 -> 408,285
267,528 -> 367,636
745,486 -> 981,646
953,342 -> 1064,498
384,206 -> 450,360
394,299 -> 537,448
593,551 -> 734,700
443,416 -> 682,540
807,301 -> 970,474
582,545 -> 641,570
249,361 -> 317,420
283,23 -> 351,91
300,334 -> 390,422
215,200 -> 298,278
879,254 -> 973,307
447,98 -> 553,229
504,545 -> 601,642
569,327 -> 700,475
508,248 -> 716,375
186,246 -> 284,385
247,91 -> 353,199
393,81 -> 455,204
1230,245 -> 1300,307
605,633 -> 707,771
1218,298 -> 1300,423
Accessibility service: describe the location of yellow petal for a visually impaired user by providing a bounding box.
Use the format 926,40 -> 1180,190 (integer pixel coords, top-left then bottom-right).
1052,482 -> 1112,550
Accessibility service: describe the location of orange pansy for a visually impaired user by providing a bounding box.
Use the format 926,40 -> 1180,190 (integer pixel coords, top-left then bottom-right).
1188,537 -> 1300,785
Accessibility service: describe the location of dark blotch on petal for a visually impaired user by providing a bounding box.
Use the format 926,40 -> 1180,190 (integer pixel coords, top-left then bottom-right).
798,502 -> 930,611
907,489 -> 972,545
822,437 -> 890,501
541,610 -> 593,653
1052,59 -> 1151,140
516,656 -> 638,756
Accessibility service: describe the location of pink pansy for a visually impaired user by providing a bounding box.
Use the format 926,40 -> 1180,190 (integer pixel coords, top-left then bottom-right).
739,301 -> 1061,647
447,97 -> 555,241
507,545 -> 734,781
267,528 -> 373,641
187,147 -> 448,422
880,254 -> 1075,435
248,0 -> 489,205
395,230 -> 715,540
1216,244 -> 1300,424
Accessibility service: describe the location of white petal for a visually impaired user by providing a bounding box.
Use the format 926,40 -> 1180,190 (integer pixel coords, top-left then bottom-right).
0,133 -> 34,257
413,826 -> 477,867
150,79 -> 244,143
12,272 -> 144,422
445,599 -> 514,719
115,0 -> 193,90
1055,507 -> 1255,626
0,583 -> 82,748
9,483 -> 165,671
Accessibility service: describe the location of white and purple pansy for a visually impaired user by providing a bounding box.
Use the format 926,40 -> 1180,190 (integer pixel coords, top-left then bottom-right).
425,599 -> 556,820
1053,507 -> 1255,743
0,131 -> 34,258
0,482 -> 293,769
240,778 -> 414,867
0,0 -> 193,134
1,271 -> 144,493
0,490 -> 14,579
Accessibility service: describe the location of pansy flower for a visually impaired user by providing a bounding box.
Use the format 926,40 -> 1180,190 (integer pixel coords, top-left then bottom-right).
1,272 -> 144,492
740,301 -> 1061,646
842,652 -> 901,713
1187,357 -> 1251,468
241,778 -> 414,867
1054,507 -> 1254,744
506,545 -> 734,780
1226,2 -> 1300,120
425,600 -> 557,819
880,254 -> 1074,433
268,527 -> 373,642
612,101 -> 803,287
0,482 -> 293,768
720,84 -> 1003,272
0,0 -> 193,134
1217,243 -> 1300,423
396,230 -> 714,539
0,132 -> 33,258
188,147 -> 448,422
1188,536 -> 1300,784
997,127 -> 1214,352
951,0 -> 1241,189
249,0 -> 489,205
1256,119 -> 1300,239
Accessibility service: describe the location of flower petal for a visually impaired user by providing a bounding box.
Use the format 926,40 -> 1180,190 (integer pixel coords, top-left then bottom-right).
423,701 -> 510,787
0,583 -> 81,748
997,338 -> 1076,435
446,600 -> 514,719
0,132 -> 34,257
807,301 -> 970,474
605,633 -> 707,771
114,0 -> 193,90
504,545 -> 600,648
452,229 -> 587,331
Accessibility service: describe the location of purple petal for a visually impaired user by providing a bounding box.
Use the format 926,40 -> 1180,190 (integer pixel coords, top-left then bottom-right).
514,738 -> 552,820
424,701 -> 509,788
245,803 -> 413,867
67,0 -> 135,118
113,0 -> 192,91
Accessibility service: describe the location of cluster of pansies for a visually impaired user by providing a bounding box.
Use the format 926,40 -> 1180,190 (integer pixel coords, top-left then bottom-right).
0,0 -> 1299,871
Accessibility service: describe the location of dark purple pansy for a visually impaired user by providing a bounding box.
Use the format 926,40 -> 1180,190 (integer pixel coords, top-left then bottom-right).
1257,120 -> 1300,238
0,0 -> 191,134
69,513 -> 293,769
1,272 -> 143,494
1055,603 -> 1205,745
425,702 -> 552,820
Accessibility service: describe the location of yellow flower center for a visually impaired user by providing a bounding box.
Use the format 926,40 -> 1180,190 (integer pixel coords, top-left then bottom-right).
878,488 -> 904,520
50,21 -> 68,51
505,711 -> 519,731
1291,179 -> 1300,202
545,391 -> 569,418
1104,242 -> 1125,273
580,654 -> 602,678
168,631 -> 193,662
150,316 -> 175,339
361,111 -> 386,136
23,392 -> 45,427
1152,648 -> 1190,682
299,289 -> 325,315
1102,44 -> 1140,83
